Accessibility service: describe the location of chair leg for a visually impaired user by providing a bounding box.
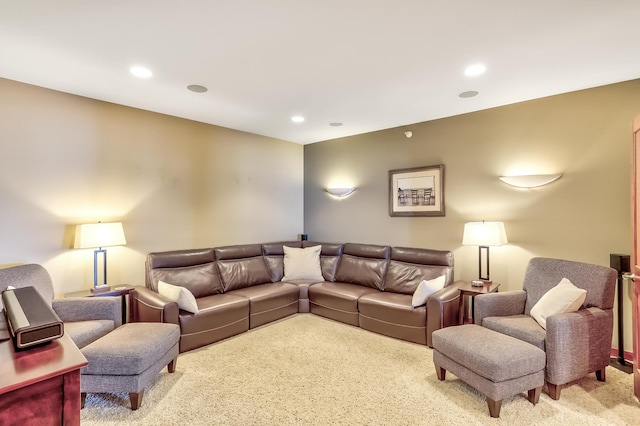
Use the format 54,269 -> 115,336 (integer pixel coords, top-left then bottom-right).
130,389 -> 144,410
547,383 -> 562,400
528,386 -> 542,404
80,392 -> 86,409
168,358 -> 177,373
596,368 -> 606,382
486,397 -> 502,418
434,363 -> 446,381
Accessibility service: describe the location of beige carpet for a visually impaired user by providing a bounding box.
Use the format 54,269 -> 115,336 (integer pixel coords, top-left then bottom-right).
81,314 -> 640,425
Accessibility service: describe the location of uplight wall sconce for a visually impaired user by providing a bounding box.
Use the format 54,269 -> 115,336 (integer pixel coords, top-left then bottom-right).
462,221 -> 508,283
499,174 -> 562,188
325,187 -> 355,197
74,221 -> 127,293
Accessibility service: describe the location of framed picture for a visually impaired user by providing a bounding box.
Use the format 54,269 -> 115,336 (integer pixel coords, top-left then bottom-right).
389,165 -> 445,217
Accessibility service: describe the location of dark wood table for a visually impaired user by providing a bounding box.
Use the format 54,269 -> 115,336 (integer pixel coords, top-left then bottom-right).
0,322 -> 87,425
456,280 -> 501,325
65,285 -> 136,324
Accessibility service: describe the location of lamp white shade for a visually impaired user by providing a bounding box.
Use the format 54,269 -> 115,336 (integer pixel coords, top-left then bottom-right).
462,221 -> 508,247
74,222 -> 127,249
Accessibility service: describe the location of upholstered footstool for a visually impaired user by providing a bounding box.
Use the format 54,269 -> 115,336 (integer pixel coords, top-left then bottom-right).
432,324 -> 545,418
80,322 -> 180,410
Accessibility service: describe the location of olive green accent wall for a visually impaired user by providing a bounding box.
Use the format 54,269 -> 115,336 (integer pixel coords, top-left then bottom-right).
0,77 -> 303,294
304,79 -> 640,354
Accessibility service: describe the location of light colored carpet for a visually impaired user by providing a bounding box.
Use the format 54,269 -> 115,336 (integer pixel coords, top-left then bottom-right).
81,314 -> 640,425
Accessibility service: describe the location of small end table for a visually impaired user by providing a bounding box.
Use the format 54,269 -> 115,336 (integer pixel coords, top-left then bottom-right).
456,280 -> 501,325
65,285 -> 136,324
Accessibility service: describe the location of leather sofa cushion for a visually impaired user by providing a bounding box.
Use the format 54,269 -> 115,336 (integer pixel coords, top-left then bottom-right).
308,282 -> 378,313
335,254 -> 387,291
228,282 -> 299,314
217,257 -> 273,291
358,292 -> 426,327
150,262 -> 223,298
179,293 -> 249,335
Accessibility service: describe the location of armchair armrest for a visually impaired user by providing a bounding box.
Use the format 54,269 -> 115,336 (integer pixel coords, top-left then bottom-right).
473,290 -> 527,325
545,307 -> 613,385
129,286 -> 179,325
52,297 -> 122,328
426,285 -> 460,347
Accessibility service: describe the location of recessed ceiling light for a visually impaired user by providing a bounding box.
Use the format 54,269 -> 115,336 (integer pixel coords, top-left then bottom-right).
464,64 -> 486,77
291,116 -> 305,123
459,90 -> 479,98
329,122 -> 343,127
130,66 -> 152,78
187,84 -> 208,93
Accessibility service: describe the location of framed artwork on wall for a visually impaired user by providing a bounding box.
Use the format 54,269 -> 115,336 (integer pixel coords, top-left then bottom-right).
389,165 -> 445,217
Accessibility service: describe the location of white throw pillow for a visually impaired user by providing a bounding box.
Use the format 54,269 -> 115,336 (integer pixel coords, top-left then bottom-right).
411,275 -> 446,308
530,277 -> 587,329
282,245 -> 324,282
158,280 -> 199,314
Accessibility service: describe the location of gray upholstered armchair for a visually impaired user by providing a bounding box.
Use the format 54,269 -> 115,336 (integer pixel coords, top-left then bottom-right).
0,264 -> 121,349
474,257 -> 617,400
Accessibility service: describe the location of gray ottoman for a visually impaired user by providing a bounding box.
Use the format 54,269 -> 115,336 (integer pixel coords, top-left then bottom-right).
432,324 -> 545,418
80,322 -> 180,410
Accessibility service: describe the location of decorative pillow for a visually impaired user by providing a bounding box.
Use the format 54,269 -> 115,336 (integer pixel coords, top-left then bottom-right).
530,278 -> 587,329
411,275 -> 446,308
282,245 -> 324,282
157,280 -> 199,314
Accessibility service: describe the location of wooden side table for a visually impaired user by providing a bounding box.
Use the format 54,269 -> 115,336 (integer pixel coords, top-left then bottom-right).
456,280 -> 501,325
65,285 -> 136,324
0,331 -> 87,425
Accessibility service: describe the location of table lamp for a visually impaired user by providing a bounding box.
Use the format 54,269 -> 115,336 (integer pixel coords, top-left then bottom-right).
462,221 -> 508,284
74,221 -> 127,292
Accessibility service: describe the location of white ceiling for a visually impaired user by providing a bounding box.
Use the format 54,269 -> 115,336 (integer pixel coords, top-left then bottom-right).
2,1 -> 640,145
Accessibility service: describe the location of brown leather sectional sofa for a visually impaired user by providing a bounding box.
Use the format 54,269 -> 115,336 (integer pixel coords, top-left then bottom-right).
130,241 -> 459,353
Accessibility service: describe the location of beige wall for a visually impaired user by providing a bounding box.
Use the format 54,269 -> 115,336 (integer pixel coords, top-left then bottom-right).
0,78 -> 304,294
304,79 -> 640,355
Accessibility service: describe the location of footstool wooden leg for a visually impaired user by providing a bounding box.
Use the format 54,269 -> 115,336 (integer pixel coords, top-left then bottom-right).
168,358 -> 177,373
596,368 -> 606,382
80,392 -> 86,409
434,364 -> 446,381
486,397 -> 502,418
130,390 -> 144,410
528,386 -> 542,404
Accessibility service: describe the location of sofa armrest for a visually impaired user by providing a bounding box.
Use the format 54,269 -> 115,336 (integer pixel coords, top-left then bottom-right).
545,307 -> 613,385
473,290 -> 527,325
129,286 -> 179,325
52,297 -> 122,328
425,285 -> 460,347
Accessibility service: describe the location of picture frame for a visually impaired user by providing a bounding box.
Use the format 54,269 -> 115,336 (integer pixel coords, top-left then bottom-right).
389,165 -> 445,217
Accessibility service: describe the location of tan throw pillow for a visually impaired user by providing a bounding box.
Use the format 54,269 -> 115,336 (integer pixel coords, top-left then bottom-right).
158,280 -> 199,314
411,275 -> 446,308
530,278 -> 587,329
282,245 -> 324,282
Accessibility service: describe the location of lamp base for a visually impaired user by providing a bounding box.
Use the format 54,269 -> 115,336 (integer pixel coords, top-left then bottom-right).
91,285 -> 111,294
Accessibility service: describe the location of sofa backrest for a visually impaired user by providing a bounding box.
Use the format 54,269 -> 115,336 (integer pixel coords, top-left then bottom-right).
214,244 -> 273,291
146,248 -> 222,297
0,264 -> 55,310
334,243 -> 390,291
522,257 -> 617,315
384,247 -> 454,295
303,241 -> 344,282
262,241 -> 303,282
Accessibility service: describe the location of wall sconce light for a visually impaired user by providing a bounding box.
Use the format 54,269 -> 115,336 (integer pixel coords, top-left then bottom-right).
74,221 -> 127,293
499,174 -> 562,188
462,221 -> 508,283
325,187 -> 355,197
